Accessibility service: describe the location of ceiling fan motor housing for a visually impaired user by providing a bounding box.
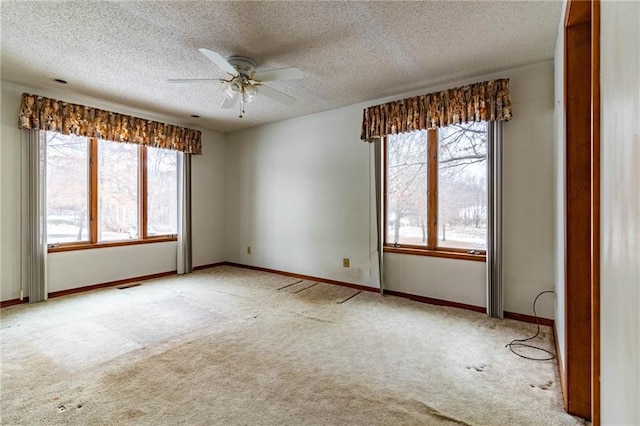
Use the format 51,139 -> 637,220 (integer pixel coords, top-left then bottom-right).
227,56 -> 257,77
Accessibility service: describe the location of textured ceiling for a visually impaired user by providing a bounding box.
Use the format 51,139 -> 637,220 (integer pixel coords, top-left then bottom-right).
0,1 -> 561,133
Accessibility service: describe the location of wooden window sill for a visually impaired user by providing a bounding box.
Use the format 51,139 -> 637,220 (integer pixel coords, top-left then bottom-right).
384,245 -> 486,262
48,236 -> 177,253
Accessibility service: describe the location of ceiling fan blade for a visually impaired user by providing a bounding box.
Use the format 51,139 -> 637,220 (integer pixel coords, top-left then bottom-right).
258,85 -> 296,105
220,94 -> 239,109
168,78 -> 219,83
253,67 -> 303,82
198,48 -> 237,76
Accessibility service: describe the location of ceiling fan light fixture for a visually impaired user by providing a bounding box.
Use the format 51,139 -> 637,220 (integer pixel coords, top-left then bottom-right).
244,85 -> 257,102
225,80 -> 242,98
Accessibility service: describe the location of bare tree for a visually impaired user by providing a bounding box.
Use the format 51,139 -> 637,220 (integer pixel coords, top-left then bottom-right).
98,140 -> 138,237
387,123 -> 487,246
45,132 -> 89,242
147,147 -> 177,234
387,130 -> 428,243
438,123 -> 487,242
46,134 -> 178,242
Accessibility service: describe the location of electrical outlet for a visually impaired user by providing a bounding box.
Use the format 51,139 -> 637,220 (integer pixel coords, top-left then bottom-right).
343,258 -> 350,268
247,246 -> 251,254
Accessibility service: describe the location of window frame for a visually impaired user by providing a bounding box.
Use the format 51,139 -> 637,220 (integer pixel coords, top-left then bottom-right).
383,128 -> 487,262
47,135 -> 177,253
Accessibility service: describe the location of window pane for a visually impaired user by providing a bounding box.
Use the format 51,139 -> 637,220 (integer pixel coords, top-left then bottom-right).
437,122 -> 487,250
147,147 -> 177,236
46,132 -> 89,244
98,140 -> 139,241
386,130 -> 428,246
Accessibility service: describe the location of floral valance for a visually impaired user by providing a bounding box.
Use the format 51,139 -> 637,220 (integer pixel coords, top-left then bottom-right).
361,78 -> 512,142
18,93 -> 202,154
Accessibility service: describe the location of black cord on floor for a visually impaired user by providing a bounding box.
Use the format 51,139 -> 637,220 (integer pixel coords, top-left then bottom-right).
505,290 -> 556,361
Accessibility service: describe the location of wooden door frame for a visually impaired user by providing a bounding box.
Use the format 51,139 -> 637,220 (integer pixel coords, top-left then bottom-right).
563,0 -> 600,422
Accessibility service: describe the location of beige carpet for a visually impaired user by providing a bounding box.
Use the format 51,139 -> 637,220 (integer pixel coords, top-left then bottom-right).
0,266 -> 583,425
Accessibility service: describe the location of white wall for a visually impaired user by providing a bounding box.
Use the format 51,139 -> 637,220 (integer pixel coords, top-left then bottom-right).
0,82 -> 227,300
496,61 -> 556,318
47,243 -> 177,292
192,128 -> 227,268
384,254 -> 485,307
600,1 -> 640,424
225,61 -> 557,317
553,1 -> 567,378
224,106 -> 380,287
0,84 -> 22,300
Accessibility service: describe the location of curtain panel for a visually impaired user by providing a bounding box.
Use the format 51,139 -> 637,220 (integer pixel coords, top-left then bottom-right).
18,93 -> 202,154
177,152 -> 193,275
21,129 -> 47,303
361,78 -> 512,142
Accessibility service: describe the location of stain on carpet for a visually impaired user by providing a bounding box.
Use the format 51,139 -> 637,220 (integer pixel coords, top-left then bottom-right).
466,363 -> 486,372
294,282 -> 318,294
337,291 -> 361,304
295,283 -> 360,304
280,280 -> 317,294
278,280 -> 303,290
94,334 -> 470,425
407,399 -> 475,426
292,312 -> 334,323
531,380 -> 554,390
117,283 -> 141,290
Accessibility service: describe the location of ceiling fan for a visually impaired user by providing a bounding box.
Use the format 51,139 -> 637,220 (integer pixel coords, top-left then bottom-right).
169,48 -> 303,118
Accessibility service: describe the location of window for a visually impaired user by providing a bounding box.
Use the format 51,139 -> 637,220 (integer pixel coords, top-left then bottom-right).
386,130 -> 428,245
45,132 -> 178,250
146,146 -> 178,236
98,140 -> 139,241
384,122 -> 489,260
46,133 -> 90,243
